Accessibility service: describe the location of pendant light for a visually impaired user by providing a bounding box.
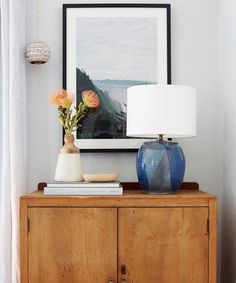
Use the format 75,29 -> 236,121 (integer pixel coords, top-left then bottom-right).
25,0 -> 51,64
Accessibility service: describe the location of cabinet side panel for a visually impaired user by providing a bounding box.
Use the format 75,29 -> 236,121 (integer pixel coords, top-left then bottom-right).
28,208 -> 117,283
20,198 -> 28,283
209,199 -> 217,283
118,207 -> 209,283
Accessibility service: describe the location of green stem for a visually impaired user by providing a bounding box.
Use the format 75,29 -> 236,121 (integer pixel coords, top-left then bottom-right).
58,103 -> 89,135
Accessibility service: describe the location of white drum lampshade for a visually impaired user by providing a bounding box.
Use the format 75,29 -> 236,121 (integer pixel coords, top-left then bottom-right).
127,84 -> 196,138
126,84 -> 197,194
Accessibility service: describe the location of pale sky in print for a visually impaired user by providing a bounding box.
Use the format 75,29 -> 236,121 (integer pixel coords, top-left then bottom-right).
76,17 -> 157,82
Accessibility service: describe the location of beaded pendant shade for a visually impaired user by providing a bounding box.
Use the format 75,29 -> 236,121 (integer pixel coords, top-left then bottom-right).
25,40 -> 50,64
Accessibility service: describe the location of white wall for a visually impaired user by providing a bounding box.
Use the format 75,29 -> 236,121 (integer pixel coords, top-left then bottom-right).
26,0 -> 221,192
26,0 -> 222,278
220,0 -> 236,281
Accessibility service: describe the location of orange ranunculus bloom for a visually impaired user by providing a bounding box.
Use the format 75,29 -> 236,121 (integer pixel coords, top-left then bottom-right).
81,90 -> 99,108
49,89 -> 74,108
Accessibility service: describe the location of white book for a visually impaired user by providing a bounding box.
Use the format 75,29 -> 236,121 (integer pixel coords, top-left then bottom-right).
44,186 -> 123,195
47,181 -> 120,188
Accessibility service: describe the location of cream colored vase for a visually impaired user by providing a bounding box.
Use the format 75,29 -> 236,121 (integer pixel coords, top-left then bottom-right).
54,135 -> 83,182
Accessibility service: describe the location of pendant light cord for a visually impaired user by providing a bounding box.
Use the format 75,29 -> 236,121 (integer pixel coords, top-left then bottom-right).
37,0 -> 42,39
36,65 -> 42,89
36,0 -> 42,87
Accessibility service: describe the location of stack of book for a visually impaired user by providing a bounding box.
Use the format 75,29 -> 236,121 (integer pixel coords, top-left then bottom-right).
44,181 -> 123,195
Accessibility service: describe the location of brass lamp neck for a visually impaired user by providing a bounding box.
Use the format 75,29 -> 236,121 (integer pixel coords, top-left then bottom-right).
159,134 -> 164,141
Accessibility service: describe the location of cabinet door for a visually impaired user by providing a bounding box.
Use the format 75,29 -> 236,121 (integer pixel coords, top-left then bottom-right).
28,208 -> 117,283
118,208 -> 209,283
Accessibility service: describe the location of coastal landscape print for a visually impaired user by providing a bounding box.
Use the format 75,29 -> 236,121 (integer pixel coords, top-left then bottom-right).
76,17 -> 157,139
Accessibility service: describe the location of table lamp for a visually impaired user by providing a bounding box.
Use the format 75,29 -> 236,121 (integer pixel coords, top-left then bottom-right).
126,84 -> 196,194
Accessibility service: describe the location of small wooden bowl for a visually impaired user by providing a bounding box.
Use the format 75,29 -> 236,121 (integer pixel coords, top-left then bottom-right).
83,173 -> 118,182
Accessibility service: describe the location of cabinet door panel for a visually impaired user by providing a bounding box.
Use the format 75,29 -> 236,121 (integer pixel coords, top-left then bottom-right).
118,208 -> 208,283
28,208 -> 117,283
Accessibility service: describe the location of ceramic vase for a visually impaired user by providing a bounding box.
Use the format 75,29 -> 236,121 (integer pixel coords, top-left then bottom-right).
136,140 -> 185,194
54,134 -> 83,182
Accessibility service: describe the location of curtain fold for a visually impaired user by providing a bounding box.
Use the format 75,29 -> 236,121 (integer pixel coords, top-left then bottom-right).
0,0 -> 27,282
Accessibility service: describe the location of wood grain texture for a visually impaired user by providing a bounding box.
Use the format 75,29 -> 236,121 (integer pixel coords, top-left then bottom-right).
118,207 -> 209,283
22,197 -> 209,208
20,190 -> 214,208
28,208 -> 117,283
20,189 -> 217,283
20,198 -> 29,283
209,198 -> 217,283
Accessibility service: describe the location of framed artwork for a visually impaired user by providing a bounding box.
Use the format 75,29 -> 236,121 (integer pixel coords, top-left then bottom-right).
63,3 -> 171,152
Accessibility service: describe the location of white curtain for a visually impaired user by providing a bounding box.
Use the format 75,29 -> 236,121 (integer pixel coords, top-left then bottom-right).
0,0 -> 27,282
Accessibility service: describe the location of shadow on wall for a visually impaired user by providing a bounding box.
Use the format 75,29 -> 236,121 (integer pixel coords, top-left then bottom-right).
221,196 -> 236,282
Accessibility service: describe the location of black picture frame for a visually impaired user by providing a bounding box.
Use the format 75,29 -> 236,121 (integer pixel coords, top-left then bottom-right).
63,3 -> 171,152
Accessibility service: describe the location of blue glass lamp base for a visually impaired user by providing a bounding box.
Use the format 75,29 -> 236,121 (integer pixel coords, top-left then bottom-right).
136,141 -> 185,194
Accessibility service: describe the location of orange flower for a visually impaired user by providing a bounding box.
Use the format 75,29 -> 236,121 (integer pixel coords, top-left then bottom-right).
49,89 -> 74,108
82,90 -> 99,108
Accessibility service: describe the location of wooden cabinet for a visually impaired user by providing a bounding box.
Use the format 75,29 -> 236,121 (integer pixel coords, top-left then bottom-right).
20,183 -> 217,283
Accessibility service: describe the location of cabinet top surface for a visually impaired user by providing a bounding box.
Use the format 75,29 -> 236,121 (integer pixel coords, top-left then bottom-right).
20,189 -> 216,207
21,189 -> 216,199
21,183 -> 216,207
